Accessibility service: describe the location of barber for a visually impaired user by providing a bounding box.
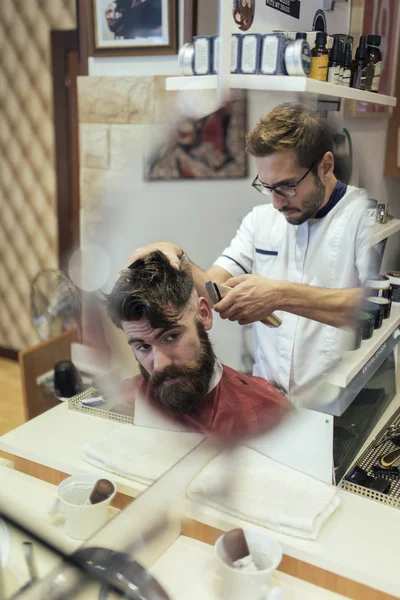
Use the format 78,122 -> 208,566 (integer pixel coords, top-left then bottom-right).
128,103 -> 369,402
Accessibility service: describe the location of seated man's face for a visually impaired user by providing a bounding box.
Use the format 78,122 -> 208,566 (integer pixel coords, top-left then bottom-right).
121,299 -> 215,416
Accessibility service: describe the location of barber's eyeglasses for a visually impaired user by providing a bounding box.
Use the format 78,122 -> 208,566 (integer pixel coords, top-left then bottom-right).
252,158 -> 319,199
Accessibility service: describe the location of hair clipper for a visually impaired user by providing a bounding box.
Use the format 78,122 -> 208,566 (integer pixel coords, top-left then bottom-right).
205,281 -> 282,328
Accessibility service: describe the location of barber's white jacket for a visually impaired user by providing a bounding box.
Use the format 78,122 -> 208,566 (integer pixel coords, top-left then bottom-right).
214,186 -> 372,402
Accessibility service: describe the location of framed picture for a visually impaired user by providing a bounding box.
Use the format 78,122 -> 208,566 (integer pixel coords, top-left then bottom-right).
344,0 -> 400,118
80,0 -> 178,58
146,92 -> 247,181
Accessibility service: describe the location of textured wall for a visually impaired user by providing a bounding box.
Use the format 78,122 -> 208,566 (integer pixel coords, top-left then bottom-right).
77,76 -> 217,374
77,75 -> 256,373
0,0 -> 76,350
77,76 -> 219,244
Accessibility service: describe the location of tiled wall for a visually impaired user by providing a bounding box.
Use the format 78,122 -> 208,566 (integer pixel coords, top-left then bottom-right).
78,75 -> 216,244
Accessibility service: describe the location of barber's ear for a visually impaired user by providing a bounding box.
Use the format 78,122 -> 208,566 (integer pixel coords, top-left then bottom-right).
319,151 -> 334,181
197,297 -> 213,331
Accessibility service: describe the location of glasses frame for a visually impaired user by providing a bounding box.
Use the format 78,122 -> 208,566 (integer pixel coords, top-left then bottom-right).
252,158 -> 320,199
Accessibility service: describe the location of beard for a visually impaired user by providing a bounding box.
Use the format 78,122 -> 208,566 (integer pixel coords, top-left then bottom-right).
284,176 -> 326,225
139,320 -> 216,416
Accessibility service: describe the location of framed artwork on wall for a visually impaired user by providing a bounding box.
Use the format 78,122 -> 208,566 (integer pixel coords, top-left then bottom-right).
79,0 -> 178,58
146,92 -> 247,181
344,0 -> 400,118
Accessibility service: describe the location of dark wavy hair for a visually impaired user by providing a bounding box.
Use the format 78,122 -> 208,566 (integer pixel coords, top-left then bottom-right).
106,251 -> 194,330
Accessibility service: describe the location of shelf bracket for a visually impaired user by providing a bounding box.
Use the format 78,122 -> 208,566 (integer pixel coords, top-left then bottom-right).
317,94 -> 341,116
217,0 -> 232,102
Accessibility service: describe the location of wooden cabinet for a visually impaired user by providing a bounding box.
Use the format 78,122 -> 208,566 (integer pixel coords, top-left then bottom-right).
19,329 -> 78,420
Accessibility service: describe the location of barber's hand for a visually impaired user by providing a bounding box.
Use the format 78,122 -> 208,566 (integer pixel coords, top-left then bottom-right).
126,242 -> 184,270
214,275 -> 281,325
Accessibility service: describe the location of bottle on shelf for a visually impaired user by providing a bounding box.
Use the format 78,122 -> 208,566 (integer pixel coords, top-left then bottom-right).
366,35 -> 382,92
328,37 -> 343,85
309,32 -> 329,82
340,41 -> 353,87
350,35 -> 368,90
338,41 -> 345,85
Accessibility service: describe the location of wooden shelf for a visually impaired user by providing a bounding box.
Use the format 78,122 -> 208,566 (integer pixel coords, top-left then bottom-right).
324,304 -> 400,388
166,75 -> 397,108
369,218 -> 400,247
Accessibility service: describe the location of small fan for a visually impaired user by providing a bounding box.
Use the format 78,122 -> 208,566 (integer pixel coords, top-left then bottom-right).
31,269 -> 82,341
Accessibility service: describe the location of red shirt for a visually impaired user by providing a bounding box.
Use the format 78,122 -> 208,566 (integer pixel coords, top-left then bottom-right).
121,365 -> 289,439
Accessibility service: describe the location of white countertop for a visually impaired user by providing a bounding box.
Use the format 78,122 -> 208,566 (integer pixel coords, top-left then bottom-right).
0,461 -> 79,598
0,462 -> 81,555
182,488 -> 400,598
0,404 -> 147,498
1,401 -> 400,597
0,507 -> 116,600
151,536 -> 349,600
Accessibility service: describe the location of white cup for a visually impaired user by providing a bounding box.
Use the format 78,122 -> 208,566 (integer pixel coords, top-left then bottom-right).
48,473 -> 116,540
214,529 -> 284,600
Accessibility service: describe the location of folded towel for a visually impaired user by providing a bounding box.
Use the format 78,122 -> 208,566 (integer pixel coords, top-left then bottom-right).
82,425 -> 204,485
187,446 -> 340,540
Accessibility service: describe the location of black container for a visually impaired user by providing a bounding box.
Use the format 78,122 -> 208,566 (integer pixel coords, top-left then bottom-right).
54,360 -> 85,399
386,272 -> 400,303
342,323 -> 362,351
359,310 -> 375,340
366,296 -> 391,320
364,301 -> 384,330
365,275 -> 391,299
353,322 -> 363,349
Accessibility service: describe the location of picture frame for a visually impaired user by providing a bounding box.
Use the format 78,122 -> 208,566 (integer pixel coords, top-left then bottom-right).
80,0 -> 178,58
146,91 -> 248,181
344,0 -> 400,118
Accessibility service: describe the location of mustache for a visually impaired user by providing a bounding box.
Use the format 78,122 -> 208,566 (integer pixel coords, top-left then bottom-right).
149,362 -> 203,387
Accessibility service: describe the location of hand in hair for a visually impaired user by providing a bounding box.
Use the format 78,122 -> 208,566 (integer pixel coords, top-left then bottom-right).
126,242 -> 185,271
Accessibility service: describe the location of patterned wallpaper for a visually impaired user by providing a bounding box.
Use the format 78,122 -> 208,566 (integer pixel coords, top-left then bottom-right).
0,0 -> 76,350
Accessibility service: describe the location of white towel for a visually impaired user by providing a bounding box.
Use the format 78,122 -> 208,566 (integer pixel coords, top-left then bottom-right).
82,425 -> 204,485
187,446 -> 340,540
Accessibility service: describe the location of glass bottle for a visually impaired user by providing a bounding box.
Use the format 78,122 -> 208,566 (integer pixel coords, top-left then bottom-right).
328,37 -> 342,85
350,35 -> 368,90
366,35 -> 382,92
341,41 -> 352,87
309,32 -> 329,81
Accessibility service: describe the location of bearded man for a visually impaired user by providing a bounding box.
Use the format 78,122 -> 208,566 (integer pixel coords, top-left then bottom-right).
107,251 -> 289,437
